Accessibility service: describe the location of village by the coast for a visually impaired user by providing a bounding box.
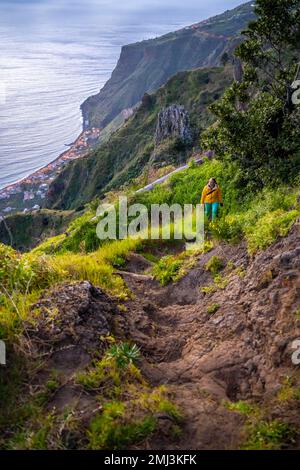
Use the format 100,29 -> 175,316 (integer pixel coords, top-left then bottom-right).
0,127 -> 101,217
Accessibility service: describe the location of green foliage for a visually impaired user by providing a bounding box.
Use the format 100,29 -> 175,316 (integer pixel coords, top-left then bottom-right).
0,210 -> 73,253
276,377 -> 300,402
106,343 -> 140,369
209,216 -> 242,243
244,209 -> 299,254
236,0 -> 300,105
0,244 -> 33,292
243,420 -> 296,450
87,402 -> 156,450
225,399 -> 298,450
86,384 -> 181,450
135,158 -> 238,211
224,400 -> 259,416
157,399 -> 183,423
207,303 -> 220,315
202,0 -> 300,188
205,256 -> 224,275
200,284 -> 217,295
213,273 -> 230,289
152,250 -> 199,286
52,237 -> 142,298
153,255 -> 184,286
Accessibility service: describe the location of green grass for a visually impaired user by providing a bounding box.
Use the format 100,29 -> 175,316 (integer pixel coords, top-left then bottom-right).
76,355 -> 144,395
87,402 -> 156,450
152,250 -> 201,286
207,303 -> 220,315
224,400 -> 298,450
243,420 -> 296,450
205,255 -> 224,275
86,384 -> 182,450
224,400 -> 259,416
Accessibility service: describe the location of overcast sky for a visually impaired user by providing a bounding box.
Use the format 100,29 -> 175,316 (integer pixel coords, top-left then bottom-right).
0,1 -> 248,28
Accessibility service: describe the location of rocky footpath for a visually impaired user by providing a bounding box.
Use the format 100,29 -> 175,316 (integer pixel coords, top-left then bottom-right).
117,223 -> 300,449
11,222 -> 300,450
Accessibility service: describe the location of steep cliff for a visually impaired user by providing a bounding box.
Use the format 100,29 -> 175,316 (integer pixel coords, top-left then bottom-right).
81,2 -> 255,130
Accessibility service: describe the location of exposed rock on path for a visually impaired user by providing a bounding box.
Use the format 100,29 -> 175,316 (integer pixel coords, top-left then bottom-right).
119,225 -> 300,449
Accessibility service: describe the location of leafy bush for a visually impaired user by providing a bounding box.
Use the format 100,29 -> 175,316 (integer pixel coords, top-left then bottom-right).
209,215 -> 242,243
224,400 -> 258,416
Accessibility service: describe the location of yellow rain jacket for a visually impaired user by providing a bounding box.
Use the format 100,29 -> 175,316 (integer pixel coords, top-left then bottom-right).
201,185 -> 223,204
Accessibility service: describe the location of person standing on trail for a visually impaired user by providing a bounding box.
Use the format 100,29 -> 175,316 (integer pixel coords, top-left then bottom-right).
201,178 -> 223,221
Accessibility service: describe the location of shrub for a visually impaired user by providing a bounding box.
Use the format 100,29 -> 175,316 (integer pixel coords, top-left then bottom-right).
205,255 -> 224,275
224,400 -> 258,416
209,216 -> 242,243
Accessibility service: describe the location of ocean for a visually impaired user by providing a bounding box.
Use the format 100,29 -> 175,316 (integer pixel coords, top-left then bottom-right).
0,0 -> 242,189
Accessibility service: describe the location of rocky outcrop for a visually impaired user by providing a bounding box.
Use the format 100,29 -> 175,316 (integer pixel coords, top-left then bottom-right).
28,281 -> 118,358
155,105 -> 192,146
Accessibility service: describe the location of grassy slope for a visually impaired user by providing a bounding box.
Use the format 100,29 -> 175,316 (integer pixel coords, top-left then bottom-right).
46,66 -> 233,211
1,155 -> 300,449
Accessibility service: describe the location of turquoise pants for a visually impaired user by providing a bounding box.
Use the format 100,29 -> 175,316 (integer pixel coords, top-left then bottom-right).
205,202 -> 220,221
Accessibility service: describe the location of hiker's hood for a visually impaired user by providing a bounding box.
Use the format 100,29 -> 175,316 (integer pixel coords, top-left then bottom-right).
207,183 -> 218,190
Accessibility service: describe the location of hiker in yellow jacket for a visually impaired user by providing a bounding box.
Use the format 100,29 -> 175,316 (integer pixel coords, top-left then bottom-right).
201,178 -> 223,221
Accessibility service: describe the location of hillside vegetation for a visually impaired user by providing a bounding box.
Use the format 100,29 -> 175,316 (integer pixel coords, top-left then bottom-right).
46,66 -> 233,210
0,0 -> 300,451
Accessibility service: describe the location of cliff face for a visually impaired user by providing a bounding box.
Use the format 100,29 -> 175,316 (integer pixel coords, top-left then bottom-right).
81,2 -> 255,130
155,105 -> 192,146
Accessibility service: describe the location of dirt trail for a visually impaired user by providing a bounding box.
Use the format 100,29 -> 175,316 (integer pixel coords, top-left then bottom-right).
25,224 -> 300,450
118,225 -> 300,449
